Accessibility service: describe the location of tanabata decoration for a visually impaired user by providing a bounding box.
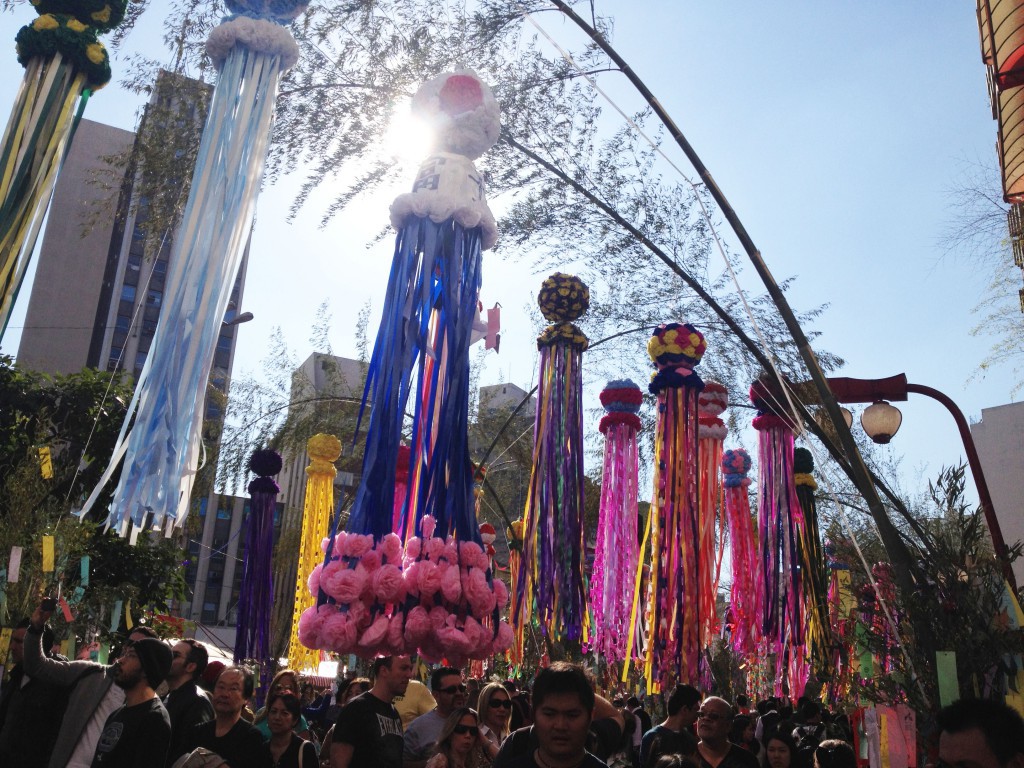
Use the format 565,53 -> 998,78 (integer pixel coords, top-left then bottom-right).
506,517 -> 525,667
298,71 -> 511,663
0,0 -> 127,337
750,377 -> 805,665
288,434 -> 339,673
721,448 -> 759,655
514,273 -> 591,653
640,322 -> 706,688
590,379 -> 643,663
697,380 -> 728,646
80,1 -> 304,533
793,447 -> 832,677
234,449 -> 282,669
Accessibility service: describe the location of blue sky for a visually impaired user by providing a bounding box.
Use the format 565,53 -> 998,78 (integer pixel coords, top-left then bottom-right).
0,2 -> 1015,506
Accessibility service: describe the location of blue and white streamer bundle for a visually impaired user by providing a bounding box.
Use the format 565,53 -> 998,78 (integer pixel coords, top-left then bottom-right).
81,7 -> 302,533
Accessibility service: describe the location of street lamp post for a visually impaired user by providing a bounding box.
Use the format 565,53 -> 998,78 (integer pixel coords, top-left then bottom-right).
826,373 -> 1016,591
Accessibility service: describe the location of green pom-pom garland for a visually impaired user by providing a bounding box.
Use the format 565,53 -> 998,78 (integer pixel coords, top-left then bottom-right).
30,0 -> 127,33
16,14 -> 111,89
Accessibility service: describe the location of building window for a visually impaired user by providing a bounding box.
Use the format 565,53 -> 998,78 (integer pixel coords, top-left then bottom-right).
147,289 -> 162,307
120,284 -> 136,303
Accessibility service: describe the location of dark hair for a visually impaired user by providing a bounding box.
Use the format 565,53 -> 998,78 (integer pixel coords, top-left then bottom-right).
128,625 -> 159,640
936,698 -> 1024,763
800,701 -> 821,720
15,618 -> 55,652
339,676 -> 371,704
735,693 -> 749,707
667,684 -> 701,715
813,740 -> 857,768
267,692 -> 302,721
730,714 -> 752,744
626,696 -> 641,709
219,665 -> 256,699
766,730 -> 798,759
653,755 -> 699,768
431,666 -> 462,691
371,656 -> 399,678
531,662 -> 595,711
180,639 -> 208,679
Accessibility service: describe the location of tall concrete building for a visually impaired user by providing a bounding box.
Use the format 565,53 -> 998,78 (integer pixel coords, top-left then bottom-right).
15,71 -> 252,653
972,401 -> 1024,586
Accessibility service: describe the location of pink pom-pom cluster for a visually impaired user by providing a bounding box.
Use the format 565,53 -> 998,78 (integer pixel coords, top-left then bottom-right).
298,516 -> 512,664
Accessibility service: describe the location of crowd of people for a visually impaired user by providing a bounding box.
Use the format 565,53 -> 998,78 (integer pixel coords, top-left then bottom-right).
2,604 -> 1024,768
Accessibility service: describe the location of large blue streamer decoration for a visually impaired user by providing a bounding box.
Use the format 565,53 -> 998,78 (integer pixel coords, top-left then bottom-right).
297,71 -> 513,663
81,3 -> 305,532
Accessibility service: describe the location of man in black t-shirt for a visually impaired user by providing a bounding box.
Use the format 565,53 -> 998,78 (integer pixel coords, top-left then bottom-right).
330,655 -> 413,768
91,638 -> 173,767
182,665 -> 271,768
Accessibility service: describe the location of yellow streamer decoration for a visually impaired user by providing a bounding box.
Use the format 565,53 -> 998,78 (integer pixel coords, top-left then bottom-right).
41,535 -> 54,572
0,53 -> 88,335
38,446 -> 53,478
288,433 -> 341,672
125,599 -> 133,630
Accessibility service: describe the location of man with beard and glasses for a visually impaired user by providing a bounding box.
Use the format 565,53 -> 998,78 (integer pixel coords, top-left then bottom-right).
90,638 -> 173,766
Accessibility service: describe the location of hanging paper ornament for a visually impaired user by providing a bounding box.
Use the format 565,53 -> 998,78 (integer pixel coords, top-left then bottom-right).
299,71 -> 510,663
506,517 -> 525,666
0,0 -> 129,338
590,379 -> 643,663
722,448 -> 759,655
697,380 -> 728,647
793,447 -> 832,678
639,322 -> 706,688
514,273 -> 591,650
81,4 -> 302,532
750,378 -> 806,663
235,449 -> 282,667
288,434 -> 339,672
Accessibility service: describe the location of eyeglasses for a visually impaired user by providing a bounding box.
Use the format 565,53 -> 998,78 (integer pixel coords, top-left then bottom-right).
437,684 -> 468,695
488,699 -> 513,709
697,711 -> 728,722
453,725 -> 479,737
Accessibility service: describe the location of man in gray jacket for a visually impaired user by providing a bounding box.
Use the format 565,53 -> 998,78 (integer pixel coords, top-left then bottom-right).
24,600 -> 159,768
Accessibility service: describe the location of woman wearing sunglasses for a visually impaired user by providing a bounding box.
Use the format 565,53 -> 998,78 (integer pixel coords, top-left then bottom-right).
426,708 -> 490,768
477,683 -> 513,751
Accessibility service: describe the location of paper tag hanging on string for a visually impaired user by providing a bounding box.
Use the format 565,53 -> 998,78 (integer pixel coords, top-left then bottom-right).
59,596 -> 74,623
125,600 -> 133,630
41,536 -> 55,572
0,628 -> 11,662
38,446 -> 53,479
110,600 -> 122,633
71,586 -> 85,604
80,556 -> 90,586
96,642 -> 109,664
61,637 -> 74,659
8,547 -> 22,582
936,651 -> 959,707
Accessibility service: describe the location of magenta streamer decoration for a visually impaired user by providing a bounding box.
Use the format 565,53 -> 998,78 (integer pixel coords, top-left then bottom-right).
722,448 -> 759,655
590,379 -> 643,662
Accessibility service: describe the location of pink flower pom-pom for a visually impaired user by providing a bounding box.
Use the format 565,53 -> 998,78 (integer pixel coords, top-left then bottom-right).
443,539 -> 459,564
307,563 -> 324,596
419,562 -> 442,598
332,532 -> 349,558
460,615 -> 488,657
373,564 -> 407,604
403,560 -> 423,596
420,515 -> 437,539
441,563 -> 463,603
404,537 -> 422,562
320,537 -> 331,554
429,605 -> 449,630
419,636 -> 444,663
386,612 -> 406,655
492,578 -> 509,611
459,541 -> 485,568
346,534 -> 374,559
360,549 -> 382,572
437,617 -> 473,658
404,606 -> 432,646
464,567 -> 495,617
327,564 -> 368,604
380,533 -> 403,564
358,614 -> 390,654
321,611 -> 358,654
297,605 -> 328,649
319,561 -> 345,601
424,537 -> 445,561
491,621 -> 514,653
347,599 -> 369,629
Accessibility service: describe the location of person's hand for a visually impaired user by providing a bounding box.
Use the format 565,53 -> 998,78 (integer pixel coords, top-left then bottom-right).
30,599 -> 54,631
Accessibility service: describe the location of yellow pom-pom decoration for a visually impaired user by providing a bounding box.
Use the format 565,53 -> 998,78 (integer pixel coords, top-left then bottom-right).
85,41 -> 106,64
648,322 -> 706,369
33,14 -> 60,30
66,18 -> 87,31
91,5 -> 112,23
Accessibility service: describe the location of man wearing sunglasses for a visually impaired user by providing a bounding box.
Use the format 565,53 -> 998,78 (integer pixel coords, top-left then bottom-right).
404,667 -> 467,768
695,697 -> 758,768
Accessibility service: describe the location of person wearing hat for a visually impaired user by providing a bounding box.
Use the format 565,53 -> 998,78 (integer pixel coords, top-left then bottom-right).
90,637 -> 173,767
